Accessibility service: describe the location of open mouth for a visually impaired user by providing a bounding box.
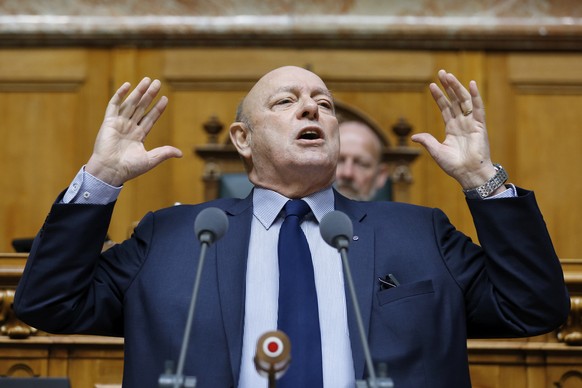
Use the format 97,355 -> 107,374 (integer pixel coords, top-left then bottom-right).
298,127 -> 323,141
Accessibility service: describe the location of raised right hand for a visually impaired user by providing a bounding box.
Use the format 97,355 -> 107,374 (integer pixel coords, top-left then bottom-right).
85,77 -> 183,186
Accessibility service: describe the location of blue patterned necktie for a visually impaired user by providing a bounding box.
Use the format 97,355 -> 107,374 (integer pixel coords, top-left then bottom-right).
277,199 -> 323,387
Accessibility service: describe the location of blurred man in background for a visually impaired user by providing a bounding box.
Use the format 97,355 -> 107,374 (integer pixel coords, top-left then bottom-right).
335,120 -> 389,201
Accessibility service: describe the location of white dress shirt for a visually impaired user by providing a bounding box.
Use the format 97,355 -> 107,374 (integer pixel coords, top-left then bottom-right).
237,187 -> 354,388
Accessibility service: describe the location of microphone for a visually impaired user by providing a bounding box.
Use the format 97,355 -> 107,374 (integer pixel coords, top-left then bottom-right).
320,210 -> 352,250
254,330 -> 291,388
159,207 -> 229,388
320,211 -> 393,388
194,207 -> 229,244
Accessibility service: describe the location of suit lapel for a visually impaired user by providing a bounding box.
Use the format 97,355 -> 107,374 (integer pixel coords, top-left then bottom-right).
215,196 -> 253,384
335,192 -> 375,379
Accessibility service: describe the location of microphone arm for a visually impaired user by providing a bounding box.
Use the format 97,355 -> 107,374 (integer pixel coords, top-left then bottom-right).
159,207 -> 229,388
338,243 -> 379,388
158,241 -> 209,388
320,211 -> 394,388
339,244 -> 393,388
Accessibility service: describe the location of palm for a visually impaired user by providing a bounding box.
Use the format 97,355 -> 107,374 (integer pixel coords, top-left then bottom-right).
436,119 -> 490,176
412,70 -> 494,189
86,78 -> 182,186
94,116 -> 152,180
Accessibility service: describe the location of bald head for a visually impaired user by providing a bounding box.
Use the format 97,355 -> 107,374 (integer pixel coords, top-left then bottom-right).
340,121 -> 384,160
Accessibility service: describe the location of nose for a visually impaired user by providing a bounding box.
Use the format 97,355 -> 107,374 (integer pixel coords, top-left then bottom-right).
336,159 -> 355,180
299,98 -> 319,120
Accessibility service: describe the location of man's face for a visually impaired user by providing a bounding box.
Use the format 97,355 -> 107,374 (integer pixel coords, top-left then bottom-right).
240,66 -> 340,194
336,122 -> 386,201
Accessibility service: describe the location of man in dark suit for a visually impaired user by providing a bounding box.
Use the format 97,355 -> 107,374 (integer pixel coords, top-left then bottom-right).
14,66 -> 569,388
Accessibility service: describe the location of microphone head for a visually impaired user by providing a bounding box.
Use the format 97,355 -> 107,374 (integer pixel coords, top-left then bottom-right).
194,207 -> 229,244
320,210 -> 353,250
254,330 -> 291,380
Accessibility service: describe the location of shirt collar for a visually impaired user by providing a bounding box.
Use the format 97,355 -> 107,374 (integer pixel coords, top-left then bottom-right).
252,186 -> 335,230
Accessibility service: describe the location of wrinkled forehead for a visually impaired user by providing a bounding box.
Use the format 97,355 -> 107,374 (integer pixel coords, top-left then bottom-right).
248,66 -> 331,103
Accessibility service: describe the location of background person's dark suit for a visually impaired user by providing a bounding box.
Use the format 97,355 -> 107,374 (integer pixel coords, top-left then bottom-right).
14,188 -> 569,388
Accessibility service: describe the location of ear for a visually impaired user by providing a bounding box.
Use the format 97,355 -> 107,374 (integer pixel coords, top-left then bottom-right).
374,162 -> 390,190
229,122 -> 252,159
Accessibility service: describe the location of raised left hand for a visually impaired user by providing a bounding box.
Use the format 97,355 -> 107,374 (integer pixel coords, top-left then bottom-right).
411,70 -> 497,190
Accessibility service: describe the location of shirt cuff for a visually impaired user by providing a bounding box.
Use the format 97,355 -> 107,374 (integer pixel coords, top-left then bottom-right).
484,183 -> 517,200
61,166 -> 122,205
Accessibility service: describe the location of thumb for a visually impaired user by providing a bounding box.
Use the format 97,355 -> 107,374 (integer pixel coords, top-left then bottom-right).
147,146 -> 183,169
411,133 -> 440,156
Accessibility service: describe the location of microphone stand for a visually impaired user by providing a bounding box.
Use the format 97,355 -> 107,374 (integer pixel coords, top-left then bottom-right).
158,238 -> 211,388
338,245 -> 394,388
268,374 -> 276,388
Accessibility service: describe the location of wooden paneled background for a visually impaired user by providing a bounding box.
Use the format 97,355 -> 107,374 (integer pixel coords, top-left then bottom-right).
0,48 -> 580,259
1,3 -> 582,386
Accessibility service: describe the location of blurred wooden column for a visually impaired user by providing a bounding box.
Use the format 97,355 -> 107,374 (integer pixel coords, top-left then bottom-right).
384,118 -> 421,203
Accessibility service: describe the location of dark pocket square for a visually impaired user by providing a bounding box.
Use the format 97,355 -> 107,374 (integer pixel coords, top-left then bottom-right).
377,279 -> 434,305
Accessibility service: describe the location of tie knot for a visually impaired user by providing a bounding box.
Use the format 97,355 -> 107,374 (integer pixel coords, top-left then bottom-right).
284,199 -> 310,220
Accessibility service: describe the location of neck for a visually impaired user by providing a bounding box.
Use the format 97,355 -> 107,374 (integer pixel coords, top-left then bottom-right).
249,172 -> 333,199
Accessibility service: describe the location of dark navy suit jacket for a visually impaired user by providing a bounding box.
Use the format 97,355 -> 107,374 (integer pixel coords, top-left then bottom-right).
14,188 -> 569,388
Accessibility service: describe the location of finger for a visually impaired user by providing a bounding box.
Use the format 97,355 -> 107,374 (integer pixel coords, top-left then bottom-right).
119,77 -> 153,119
429,83 -> 454,122
437,69 -> 449,89
446,73 -> 473,116
130,79 -> 163,127
439,72 -> 463,117
137,95 -> 168,137
411,133 -> 441,157
104,82 -> 131,119
146,146 -> 183,169
469,80 -> 486,124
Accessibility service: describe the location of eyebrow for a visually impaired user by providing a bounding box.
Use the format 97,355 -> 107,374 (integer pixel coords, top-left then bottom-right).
272,85 -> 333,100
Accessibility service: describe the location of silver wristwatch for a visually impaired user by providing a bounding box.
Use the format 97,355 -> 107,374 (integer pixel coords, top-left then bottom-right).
463,164 -> 509,199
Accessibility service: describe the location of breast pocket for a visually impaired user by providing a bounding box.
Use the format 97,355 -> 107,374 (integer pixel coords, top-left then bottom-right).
376,279 -> 434,306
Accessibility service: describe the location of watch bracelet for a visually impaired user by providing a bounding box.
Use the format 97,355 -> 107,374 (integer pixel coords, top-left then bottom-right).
464,163 -> 509,199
